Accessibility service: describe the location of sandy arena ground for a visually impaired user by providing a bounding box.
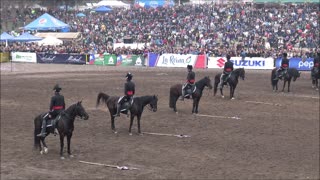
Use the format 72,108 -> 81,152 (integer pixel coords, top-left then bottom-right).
1,63 -> 319,180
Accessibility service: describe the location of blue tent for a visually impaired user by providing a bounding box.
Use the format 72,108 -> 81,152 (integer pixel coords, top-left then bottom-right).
135,0 -> 174,8
13,32 -> 42,42
24,13 -> 70,31
76,13 -> 86,17
95,6 -> 112,12
0,32 -> 15,41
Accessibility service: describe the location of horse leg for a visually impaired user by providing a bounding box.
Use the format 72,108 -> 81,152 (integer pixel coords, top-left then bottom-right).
109,112 -> 116,133
137,114 -> 142,135
195,98 -> 200,114
40,138 -> 48,154
220,87 -> 224,98
59,135 -> 65,159
287,80 -> 291,92
173,96 -> 178,112
129,115 -> 134,135
67,133 -> 73,157
282,80 -> 286,92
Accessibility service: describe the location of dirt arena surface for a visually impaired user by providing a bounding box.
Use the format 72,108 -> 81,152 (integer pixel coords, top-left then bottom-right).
1,63 -> 319,180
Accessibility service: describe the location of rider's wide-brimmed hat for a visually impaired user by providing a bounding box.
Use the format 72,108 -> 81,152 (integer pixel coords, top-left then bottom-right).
53,84 -> 62,92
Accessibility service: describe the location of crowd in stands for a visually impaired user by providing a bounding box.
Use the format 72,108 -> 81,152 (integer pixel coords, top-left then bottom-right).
1,2 -> 319,58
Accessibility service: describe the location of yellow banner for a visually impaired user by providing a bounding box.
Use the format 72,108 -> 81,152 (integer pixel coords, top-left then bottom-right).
0,52 -> 10,63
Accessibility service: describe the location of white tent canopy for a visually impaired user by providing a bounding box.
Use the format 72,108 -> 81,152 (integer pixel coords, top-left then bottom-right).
37,36 -> 63,46
96,0 -> 130,8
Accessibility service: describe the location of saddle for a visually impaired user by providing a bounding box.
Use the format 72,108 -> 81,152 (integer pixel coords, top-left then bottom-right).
222,72 -> 232,83
42,112 -> 63,135
184,85 -> 196,99
119,98 -> 134,114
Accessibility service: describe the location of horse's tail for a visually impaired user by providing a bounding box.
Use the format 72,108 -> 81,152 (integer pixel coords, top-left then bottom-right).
169,87 -> 175,108
96,92 -> 110,107
34,115 -> 41,150
213,74 -> 220,96
271,68 -> 277,85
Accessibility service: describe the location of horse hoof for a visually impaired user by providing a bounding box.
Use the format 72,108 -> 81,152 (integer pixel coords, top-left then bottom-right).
138,133 -> 143,136
69,154 -> 74,158
221,96 -> 225,99
43,147 -> 48,154
129,133 -> 132,136
60,156 -> 65,160
175,111 -> 178,114
40,151 -> 44,155
231,97 -> 235,100
316,88 -> 319,91
113,131 -> 118,134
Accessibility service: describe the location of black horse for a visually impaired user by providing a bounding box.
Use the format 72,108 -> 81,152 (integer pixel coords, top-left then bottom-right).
96,93 -> 158,135
271,68 -> 300,92
213,68 -> 245,99
34,101 -> 89,159
169,76 -> 212,114
311,67 -> 319,90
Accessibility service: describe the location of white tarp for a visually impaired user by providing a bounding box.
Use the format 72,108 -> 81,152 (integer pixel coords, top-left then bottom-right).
37,36 -> 63,46
97,0 -> 130,8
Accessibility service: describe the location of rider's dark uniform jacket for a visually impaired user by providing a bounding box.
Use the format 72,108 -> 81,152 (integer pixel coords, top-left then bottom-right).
224,61 -> 234,73
50,92 -> 65,117
187,71 -> 195,84
124,81 -> 135,97
281,58 -> 289,68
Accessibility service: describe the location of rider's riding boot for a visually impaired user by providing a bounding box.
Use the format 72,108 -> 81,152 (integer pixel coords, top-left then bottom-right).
113,103 -> 121,117
180,90 -> 185,101
37,118 -> 47,137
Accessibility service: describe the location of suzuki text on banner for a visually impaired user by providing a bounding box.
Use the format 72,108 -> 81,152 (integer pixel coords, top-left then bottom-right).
208,57 -> 274,70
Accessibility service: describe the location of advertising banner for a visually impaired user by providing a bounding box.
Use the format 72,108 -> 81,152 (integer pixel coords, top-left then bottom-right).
93,54 -> 104,65
12,52 -> 37,63
194,55 -> 206,69
208,57 -> 274,69
0,52 -> 10,63
156,54 -> 197,68
147,53 -> 159,67
104,54 -> 117,66
117,55 -> 145,66
37,53 -> 86,64
275,58 -> 314,71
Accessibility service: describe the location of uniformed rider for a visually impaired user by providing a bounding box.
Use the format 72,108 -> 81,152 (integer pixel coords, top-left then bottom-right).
218,54 -> 234,89
274,52 -> 290,80
312,52 -> 320,76
180,65 -> 196,101
37,84 -> 65,137
114,72 -> 135,117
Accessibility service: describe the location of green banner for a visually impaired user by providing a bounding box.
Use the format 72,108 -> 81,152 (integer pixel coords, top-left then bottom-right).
119,55 -> 145,66
104,54 -> 117,66
94,54 -> 105,65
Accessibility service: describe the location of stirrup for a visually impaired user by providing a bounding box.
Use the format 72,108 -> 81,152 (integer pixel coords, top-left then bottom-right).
37,133 -> 46,137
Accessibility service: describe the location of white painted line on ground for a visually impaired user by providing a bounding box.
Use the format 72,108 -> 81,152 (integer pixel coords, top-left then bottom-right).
196,114 -> 241,120
79,160 -> 139,170
245,101 -> 282,106
143,132 -> 191,138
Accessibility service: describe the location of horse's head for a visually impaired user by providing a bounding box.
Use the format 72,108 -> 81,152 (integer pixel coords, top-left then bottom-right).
239,68 -> 245,80
293,71 -> 301,82
204,76 -> 213,89
149,95 -> 158,112
75,101 -> 89,120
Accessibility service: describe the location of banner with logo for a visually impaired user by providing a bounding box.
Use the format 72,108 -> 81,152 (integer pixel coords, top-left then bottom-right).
117,55 -> 145,66
208,57 -> 274,69
93,54 -> 104,65
156,54 -> 197,68
37,54 -> 86,64
12,52 -> 37,63
104,54 -> 117,66
275,58 -> 314,71
0,52 -> 10,63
